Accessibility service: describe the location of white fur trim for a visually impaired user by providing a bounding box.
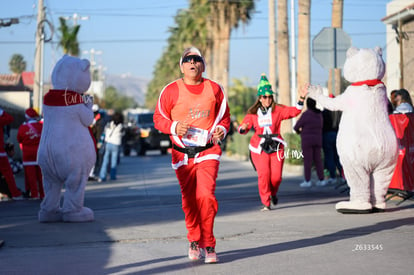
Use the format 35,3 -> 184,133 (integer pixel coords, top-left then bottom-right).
171,154 -> 188,170
194,154 -> 221,164
296,103 -> 304,110
249,144 -> 262,154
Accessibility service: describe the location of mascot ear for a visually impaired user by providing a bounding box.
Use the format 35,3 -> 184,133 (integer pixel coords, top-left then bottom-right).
80,59 -> 90,72
346,46 -> 359,58
374,46 -> 383,56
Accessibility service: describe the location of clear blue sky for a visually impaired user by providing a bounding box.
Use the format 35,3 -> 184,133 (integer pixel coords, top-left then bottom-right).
0,0 -> 391,87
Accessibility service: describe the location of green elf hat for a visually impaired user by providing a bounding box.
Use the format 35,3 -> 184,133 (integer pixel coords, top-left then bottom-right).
257,73 -> 274,96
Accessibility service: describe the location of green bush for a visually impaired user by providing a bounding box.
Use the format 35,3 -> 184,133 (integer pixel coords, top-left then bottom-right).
282,133 -> 304,165
226,132 -> 253,160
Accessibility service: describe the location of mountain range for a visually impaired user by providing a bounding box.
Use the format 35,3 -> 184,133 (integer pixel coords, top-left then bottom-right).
105,74 -> 150,106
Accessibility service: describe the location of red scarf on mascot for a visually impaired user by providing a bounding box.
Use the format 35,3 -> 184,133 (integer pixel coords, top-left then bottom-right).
43,89 -> 97,153
351,79 -> 384,87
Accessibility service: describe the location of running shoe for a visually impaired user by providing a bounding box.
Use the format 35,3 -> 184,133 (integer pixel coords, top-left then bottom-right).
188,241 -> 201,261
260,205 -> 271,211
271,195 -> 278,206
299,181 -> 312,188
201,247 -> 218,263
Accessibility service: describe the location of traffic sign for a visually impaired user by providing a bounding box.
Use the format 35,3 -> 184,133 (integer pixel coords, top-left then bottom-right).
312,27 -> 351,70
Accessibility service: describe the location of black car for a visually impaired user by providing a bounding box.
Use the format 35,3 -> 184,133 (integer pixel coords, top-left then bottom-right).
123,111 -> 171,156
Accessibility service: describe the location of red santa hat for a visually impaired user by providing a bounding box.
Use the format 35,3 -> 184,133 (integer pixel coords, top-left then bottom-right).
25,108 -> 39,119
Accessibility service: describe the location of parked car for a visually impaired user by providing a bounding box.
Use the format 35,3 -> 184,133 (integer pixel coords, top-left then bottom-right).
123,111 -> 171,156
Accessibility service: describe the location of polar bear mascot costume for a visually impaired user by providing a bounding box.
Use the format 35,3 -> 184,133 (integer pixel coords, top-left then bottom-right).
308,46 -> 398,214
38,55 -> 95,222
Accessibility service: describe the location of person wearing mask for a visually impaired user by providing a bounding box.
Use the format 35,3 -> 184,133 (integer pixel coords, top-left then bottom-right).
238,74 -> 307,211
154,46 -> 230,264
17,108 -> 44,199
98,111 -> 124,182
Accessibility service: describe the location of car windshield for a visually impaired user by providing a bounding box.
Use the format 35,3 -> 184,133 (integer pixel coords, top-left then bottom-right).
138,113 -> 154,125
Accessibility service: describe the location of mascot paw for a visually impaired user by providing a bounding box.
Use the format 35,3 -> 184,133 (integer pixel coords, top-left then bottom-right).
84,94 -> 94,109
335,201 -> 372,214
307,85 -> 323,100
38,209 -> 63,223
372,202 -> 386,213
63,207 -> 94,222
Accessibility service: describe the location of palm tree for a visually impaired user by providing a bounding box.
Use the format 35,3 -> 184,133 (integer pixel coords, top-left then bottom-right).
297,0 -> 311,87
146,0 -> 254,109
9,54 -> 27,74
228,77 -> 256,121
57,17 -> 81,56
277,0 -> 291,135
208,0 -> 255,95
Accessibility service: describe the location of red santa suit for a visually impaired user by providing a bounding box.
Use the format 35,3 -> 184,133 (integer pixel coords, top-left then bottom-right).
239,104 -> 303,207
154,78 -> 230,249
0,109 -> 22,198
17,108 -> 44,199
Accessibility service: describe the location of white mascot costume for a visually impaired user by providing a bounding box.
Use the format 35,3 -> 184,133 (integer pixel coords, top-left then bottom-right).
308,46 -> 398,214
38,55 -> 96,222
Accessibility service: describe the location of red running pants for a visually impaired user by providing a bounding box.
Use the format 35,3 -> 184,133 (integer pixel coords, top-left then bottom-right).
175,158 -> 219,248
251,150 -> 285,207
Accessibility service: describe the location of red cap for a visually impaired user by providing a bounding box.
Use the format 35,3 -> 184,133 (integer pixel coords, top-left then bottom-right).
25,108 -> 39,119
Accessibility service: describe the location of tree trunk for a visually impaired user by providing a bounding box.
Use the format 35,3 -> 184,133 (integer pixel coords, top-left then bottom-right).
277,0 -> 291,135
297,0 -> 311,87
330,0 -> 343,96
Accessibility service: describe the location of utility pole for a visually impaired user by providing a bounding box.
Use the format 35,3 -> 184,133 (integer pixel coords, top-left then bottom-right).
83,48 -> 103,80
398,20 -> 404,88
33,0 -> 45,114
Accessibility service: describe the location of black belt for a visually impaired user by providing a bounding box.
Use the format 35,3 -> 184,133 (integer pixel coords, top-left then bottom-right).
173,143 -> 214,158
258,134 -> 279,138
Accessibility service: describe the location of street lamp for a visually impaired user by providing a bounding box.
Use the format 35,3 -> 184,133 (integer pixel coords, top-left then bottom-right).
62,13 -> 89,26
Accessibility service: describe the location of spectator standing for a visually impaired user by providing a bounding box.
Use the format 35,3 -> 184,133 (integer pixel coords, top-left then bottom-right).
154,46 -> 230,264
238,74 -> 307,211
17,108 -> 44,199
0,108 -> 24,200
89,104 -> 107,180
294,98 -> 326,188
322,94 -> 343,185
98,111 -> 124,182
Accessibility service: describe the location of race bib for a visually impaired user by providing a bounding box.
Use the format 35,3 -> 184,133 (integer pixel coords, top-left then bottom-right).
182,127 -> 208,147
258,112 -> 272,127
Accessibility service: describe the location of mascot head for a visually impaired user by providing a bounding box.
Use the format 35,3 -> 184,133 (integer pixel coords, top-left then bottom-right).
51,55 -> 91,94
343,46 -> 385,83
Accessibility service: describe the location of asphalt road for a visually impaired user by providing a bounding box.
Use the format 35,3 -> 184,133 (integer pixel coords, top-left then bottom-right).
1,152 -> 413,275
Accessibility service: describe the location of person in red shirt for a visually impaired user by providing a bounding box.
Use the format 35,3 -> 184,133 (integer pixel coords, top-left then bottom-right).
238,74 -> 307,211
0,108 -> 24,200
17,108 -> 44,199
154,46 -> 230,264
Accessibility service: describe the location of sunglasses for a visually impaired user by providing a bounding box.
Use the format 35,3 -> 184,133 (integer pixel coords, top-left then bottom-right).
261,95 -> 273,99
182,55 -> 203,64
